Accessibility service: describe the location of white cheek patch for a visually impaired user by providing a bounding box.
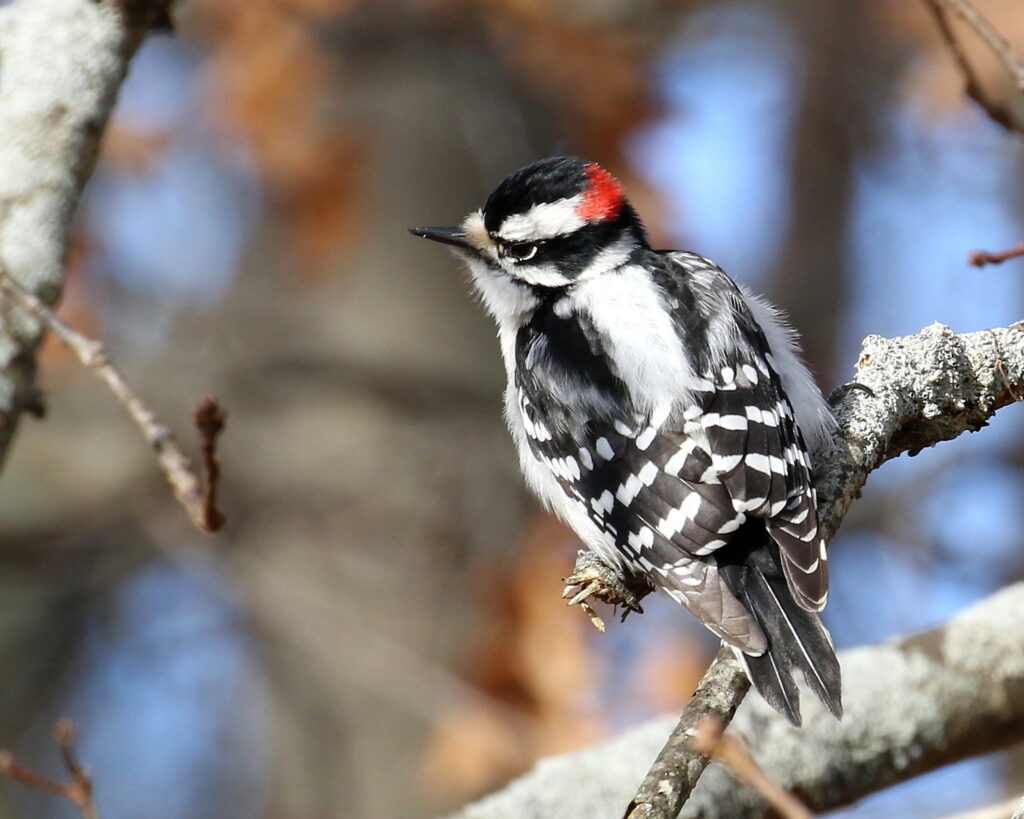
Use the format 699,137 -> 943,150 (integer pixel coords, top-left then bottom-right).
496,195 -> 585,241
463,256 -> 538,322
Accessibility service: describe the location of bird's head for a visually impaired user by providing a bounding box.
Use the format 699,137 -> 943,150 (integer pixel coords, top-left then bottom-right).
410,157 -> 648,298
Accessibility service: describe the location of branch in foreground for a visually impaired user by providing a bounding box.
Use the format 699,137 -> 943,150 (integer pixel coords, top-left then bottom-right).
922,0 -> 1024,134
969,242 -> 1024,267
483,319 -> 1024,819
688,717 -> 810,819
624,646 -> 747,819
0,268 -> 227,533
678,581 -> 1024,817
942,796 -> 1024,819
0,719 -> 98,819
453,581 -> 1024,819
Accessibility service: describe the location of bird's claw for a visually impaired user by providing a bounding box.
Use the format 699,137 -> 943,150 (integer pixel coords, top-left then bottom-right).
562,551 -> 649,632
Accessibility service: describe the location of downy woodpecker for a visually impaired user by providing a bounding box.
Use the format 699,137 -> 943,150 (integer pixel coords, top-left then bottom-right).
410,156 -> 840,725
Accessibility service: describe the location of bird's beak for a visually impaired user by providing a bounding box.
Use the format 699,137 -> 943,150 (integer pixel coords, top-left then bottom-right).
408,225 -> 472,250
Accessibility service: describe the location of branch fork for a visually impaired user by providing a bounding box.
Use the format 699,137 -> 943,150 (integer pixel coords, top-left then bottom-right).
0,719 -> 98,819
0,266 -> 227,534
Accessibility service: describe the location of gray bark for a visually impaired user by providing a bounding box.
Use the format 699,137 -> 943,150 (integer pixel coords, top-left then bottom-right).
0,0 -> 169,462
454,582 -> 1024,818
816,321 -> 1024,541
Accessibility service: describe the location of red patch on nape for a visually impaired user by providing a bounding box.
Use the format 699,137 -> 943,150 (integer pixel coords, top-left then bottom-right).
576,163 -> 624,223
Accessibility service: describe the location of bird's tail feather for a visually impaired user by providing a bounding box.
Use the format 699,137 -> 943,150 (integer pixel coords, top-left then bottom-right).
718,526 -> 842,727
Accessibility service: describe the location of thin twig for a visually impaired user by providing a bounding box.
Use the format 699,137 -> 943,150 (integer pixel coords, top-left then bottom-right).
690,716 -> 812,819
194,397 -> 227,531
969,241 -> 1024,267
624,645 -> 750,819
0,719 -> 98,819
937,0 -> 1024,91
0,265 -> 226,533
922,0 -> 1024,134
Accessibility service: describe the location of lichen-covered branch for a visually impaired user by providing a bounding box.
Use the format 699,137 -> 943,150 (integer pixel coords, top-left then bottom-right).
465,320 -> 1024,819
680,580 -> 1024,817
815,321 -> 1024,540
0,0 -> 172,467
453,581 -> 1024,819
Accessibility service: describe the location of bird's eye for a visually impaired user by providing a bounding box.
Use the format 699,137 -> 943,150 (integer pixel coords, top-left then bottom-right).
506,242 -> 538,262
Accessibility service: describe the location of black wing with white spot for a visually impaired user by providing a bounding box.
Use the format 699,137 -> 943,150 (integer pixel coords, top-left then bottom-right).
516,378 -> 767,650
514,274 -> 827,655
578,413 -> 778,649
697,353 -> 827,611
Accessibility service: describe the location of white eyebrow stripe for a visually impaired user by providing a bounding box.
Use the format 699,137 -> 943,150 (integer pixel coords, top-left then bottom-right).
496,195 -> 586,241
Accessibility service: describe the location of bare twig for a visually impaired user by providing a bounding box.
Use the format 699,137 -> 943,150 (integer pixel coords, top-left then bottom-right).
0,266 -> 227,533
922,0 -> 1024,134
624,645 -> 749,819
689,717 -> 812,819
194,397 -> 227,531
0,719 -> 98,819
969,241 -> 1024,267
937,0 -> 1024,90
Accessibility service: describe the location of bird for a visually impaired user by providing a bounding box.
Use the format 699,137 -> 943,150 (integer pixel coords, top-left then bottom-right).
409,156 -> 840,726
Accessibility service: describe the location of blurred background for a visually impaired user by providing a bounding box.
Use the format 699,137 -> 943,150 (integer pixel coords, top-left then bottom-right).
0,0 -> 1023,816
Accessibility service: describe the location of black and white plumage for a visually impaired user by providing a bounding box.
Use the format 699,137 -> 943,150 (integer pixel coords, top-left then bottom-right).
410,156 -> 841,725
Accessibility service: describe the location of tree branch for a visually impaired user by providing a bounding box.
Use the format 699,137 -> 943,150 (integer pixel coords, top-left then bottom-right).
0,267 -> 227,533
0,0 -> 173,469
194,396 -> 228,531
0,719 -> 98,819
922,0 -> 1024,134
624,646 -> 748,819
941,795 -> 1024,819
688,717 -> 811,819
453,580 -> 1024,819
678,580 -> 1024,817
467,320 -> 1024,819
969,242 -> 1024,267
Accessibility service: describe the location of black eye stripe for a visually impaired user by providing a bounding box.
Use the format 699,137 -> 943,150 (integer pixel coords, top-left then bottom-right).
496,240 -> 542,262
488,203 -> 642,278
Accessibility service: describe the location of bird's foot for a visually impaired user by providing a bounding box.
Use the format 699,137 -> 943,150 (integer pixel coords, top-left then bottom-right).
828,381 -> 875,406
562,550 -> 650,632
